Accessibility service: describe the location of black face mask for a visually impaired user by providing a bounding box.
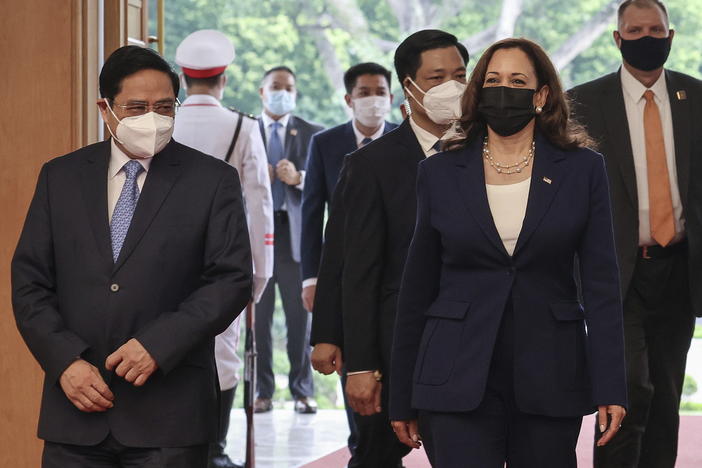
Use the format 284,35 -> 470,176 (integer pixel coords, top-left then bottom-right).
478,87 -> 536,137
619,35 -> 671,71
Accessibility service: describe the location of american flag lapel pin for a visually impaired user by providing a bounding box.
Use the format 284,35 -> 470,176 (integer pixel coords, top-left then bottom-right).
543,177 -> 552,184
676,90 -> 687,101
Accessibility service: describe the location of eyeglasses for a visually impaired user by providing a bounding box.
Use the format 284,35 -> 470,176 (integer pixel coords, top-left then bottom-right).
109,99 -> 181,117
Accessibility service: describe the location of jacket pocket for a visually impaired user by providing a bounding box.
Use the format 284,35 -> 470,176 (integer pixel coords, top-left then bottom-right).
550,301 -> 589,390
416,300 -> 470,386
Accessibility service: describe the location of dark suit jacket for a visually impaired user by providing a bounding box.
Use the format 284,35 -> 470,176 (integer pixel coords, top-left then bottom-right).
11,140 -> 252,447
389,134 -> 627,422
258,115 -> 324,262
335,120 -> 425,372
301,120 -> 397,281
569,69 -> 702,316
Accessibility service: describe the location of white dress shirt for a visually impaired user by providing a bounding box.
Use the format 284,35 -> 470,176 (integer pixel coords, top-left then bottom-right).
352,119 -> 386,148
486,178 -> 531,256
261,112 -> 305,191
107,139 -> 151,221
620,66 -> 685,246
408,116 -> 446,157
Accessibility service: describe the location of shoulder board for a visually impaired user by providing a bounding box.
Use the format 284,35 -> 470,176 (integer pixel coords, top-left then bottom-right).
227,106 -> 256,120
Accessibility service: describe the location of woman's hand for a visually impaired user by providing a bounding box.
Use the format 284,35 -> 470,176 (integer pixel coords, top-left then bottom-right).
596,404 -> 626,446
391,419 -> 422,449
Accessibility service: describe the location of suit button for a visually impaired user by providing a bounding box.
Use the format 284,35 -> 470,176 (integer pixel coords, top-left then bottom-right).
110,283 -> 120,292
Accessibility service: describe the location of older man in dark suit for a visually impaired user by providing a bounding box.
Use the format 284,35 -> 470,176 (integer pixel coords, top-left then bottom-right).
12,46 -> 252,468
255,66 -> 324,414
570,1 -> 702,467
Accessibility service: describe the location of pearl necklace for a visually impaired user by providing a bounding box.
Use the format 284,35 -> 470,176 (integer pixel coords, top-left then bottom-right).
483,136 -> 535,174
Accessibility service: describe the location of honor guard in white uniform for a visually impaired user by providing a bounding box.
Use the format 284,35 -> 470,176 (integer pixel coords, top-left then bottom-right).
173,29 -> 273,468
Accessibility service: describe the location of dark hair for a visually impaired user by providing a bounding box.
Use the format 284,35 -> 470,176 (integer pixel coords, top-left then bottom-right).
262,66 -> 296,82
99,46 -> 179,100
183,73 -> 223,89
343,62 -> 392,94
447,38 -> 592,151
618,0 -> 669,24
393,30 -> 469,88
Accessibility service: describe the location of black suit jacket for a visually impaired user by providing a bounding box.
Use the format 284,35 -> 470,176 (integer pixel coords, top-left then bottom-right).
390,135 -> 626,421
12,139 -> 252,446
570,69 -> 702,316
301,120 -> 397,281
258,115 -> 324,262
325,120 -> 425,372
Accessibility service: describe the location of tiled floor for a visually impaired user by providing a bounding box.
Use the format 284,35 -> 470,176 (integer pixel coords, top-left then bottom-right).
224,408 -> 351,468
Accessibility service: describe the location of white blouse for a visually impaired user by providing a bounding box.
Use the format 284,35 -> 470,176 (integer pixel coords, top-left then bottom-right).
486,178 -> 531,256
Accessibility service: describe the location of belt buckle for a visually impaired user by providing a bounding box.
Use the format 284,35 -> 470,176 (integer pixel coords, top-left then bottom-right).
642,245 -> 652,260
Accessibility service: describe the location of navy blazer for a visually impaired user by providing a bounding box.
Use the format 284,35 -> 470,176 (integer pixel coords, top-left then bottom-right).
389,134 -> 627,422
300,120 -> 397,281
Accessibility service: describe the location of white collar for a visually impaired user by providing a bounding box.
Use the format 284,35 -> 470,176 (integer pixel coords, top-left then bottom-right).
620,65 -> 668,104
408,116 -> 442,155
261,111 -> 291,129
181,94 -> 222,107
352,119 -> 385,146
108,139 -> 151,180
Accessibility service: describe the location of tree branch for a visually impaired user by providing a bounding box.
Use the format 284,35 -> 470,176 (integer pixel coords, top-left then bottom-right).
551,0 -> 620,70
496,0 -> 524,40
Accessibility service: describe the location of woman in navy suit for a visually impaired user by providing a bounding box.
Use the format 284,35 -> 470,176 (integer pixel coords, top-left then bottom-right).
389,38 -> 627,467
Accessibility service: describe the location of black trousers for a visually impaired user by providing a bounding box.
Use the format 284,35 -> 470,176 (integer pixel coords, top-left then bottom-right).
208,386 -> 237,466
594,245 -> 695,468
340,369 -> 359,455
255,212 -> 314,399
42,434 -> 208,468
347,375 -> 411,468
420,299 -> 582,468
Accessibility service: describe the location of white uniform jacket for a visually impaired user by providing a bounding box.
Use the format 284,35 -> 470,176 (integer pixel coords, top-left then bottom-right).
174,93 -> 274,390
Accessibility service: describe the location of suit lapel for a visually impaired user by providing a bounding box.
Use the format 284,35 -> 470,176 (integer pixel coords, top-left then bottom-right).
343,121 -> 356,153
513,136 -> 566,256
113,141 -> 184,273
284,116 -> 297,160
666,70 -> 691,207
602,72 -> 638,209
454,139 -> 510,258
79,141 -> 113,265
258,118 -> 267,149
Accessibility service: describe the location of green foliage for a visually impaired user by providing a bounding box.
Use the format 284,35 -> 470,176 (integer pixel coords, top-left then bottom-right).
683,374 -> 698,397
154,0 -> 701,127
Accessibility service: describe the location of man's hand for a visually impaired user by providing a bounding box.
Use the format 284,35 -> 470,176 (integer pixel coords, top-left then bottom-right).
391,419 -> 422,449
106,338 -> 158,387
301,284 -> 316,312
59,359 -> 114,413
311,343 -> 343,375
276,159 -> 301,186
596,404 -> 626,446
346,372 -> 382,416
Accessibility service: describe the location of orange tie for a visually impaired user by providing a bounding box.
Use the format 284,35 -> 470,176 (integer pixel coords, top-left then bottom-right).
643,90 -> 675,246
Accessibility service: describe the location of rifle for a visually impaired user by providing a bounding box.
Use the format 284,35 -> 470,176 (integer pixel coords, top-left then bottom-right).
244,301 -> 257,468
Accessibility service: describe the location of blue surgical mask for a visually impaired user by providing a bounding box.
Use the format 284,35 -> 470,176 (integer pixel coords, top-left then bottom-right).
265,89 -> 296,116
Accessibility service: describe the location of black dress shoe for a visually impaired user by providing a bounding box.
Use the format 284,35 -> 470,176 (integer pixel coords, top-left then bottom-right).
208,453 -> 244,468
294,397 -> 318,414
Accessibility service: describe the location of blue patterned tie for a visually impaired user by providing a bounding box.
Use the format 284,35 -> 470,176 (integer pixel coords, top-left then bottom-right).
361,137 -> 372,147
268,121 -> 285,210
110,160 -> 144,262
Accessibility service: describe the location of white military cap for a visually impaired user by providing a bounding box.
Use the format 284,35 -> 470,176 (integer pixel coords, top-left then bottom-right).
175,29 -> 235,78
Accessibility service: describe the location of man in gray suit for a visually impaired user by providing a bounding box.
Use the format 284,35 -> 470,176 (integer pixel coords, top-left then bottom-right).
255,66 -> 324,413
570,1 -> 702,466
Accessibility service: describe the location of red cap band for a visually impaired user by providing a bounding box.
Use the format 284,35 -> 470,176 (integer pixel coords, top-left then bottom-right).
182,66 -> 227,78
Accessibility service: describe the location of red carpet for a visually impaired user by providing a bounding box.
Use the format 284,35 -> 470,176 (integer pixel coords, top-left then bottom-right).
301,414 -> 702,467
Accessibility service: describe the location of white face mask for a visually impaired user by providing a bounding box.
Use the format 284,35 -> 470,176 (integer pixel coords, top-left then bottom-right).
404,78 -> 467,125
105,99 -> 174,158
353,95 -> 391,128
